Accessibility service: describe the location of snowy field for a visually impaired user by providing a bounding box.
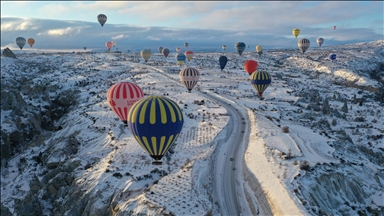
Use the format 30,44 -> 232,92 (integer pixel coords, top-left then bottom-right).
1,40 -> 383,215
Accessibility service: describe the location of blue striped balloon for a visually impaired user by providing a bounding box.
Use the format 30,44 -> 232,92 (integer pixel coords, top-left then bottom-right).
127,96 -> 184,161
250,71 -> 272,96
235,42 -> 246,56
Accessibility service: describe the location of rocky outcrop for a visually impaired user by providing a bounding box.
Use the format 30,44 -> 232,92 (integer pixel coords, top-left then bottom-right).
341,99 -> 349,113
321,98 -> 330,115
0,80 -> 80,161
13,193 -> 43,216
2,47 -> 16,58
295,164 -> 384,216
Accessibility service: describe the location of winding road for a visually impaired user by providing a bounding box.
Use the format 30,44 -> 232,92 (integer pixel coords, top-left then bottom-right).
139,63 -> 265,216
202,91 -> 248,215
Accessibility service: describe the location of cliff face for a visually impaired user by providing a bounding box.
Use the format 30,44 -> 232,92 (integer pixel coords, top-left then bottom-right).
294,162 -> 383,215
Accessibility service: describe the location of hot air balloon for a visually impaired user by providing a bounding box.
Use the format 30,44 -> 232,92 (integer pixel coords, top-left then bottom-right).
184,50 -> 194,62
333,26 -> 336,30
329,53 -> 337,61
176,47 -> 181,53
112,41 -> 117,47
298,38 -> 310,54
84,47 -> 87,50
184,43 -> 189,48
141,49 -> 152,62
250,71 -> 272,99
127,96 -> 184,164
179,67 -> 200,93
15,37 -> 26,50
107,82 -> 144,125
97,14 -> 107,27
222,45 -> 227,50
244,60 -> 258,75
158,46 -> 164,53
162,48 -> 170,58
106,42 -> 113,50
219,56 -> 228,71
317,38 -> 324,47
235,42 -> 246,56
175,53 -> 186,66
27,38 -> 35,47
256,45 -> 262,56
292,28 -> 300,38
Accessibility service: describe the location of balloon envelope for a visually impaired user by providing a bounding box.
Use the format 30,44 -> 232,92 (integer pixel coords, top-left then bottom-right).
317,38 -> 324,47
179,67 -> 200,93
15,37 -> 26,50
222,45 -> 227,50
250,71 -> 272,96
141,49 -> 152,62
184,50 -> 194,61
298,38 -> 310,53
235,42 -> 246,56
162,48 -> 170,58
292,28 -> 300,38
127,96 -> 184,161
27,38 -> 35,47
107,82 -> 144,125
333,26 -> 336,30
256,45 -> 262,53
184,43 -> 189,48
244,60 -> 258,75
158,46 -> 164,53
106,42 -> 113,49
97,14 -> 107,26
329,53 -> 337,60
219,56 -> 228,71
176,47 -> 181,53
175,53 -> 186,66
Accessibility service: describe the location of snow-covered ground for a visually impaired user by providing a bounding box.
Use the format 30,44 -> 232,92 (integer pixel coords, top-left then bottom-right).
1,40 -> 383,216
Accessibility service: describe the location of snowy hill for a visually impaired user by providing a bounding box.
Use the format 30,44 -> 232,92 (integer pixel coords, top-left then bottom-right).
1,40 -> 383,216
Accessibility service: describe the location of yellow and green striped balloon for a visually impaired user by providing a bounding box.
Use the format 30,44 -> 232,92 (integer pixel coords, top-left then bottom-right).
127,96 -> 184,161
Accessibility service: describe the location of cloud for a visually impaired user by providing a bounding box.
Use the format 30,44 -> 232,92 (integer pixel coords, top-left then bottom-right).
36,2 -> 131,19
0,18 -> 39,31
0,17 -> 382,52
44,27 -> 80,36
147,36 -> 161,41
112,34 -> 129,40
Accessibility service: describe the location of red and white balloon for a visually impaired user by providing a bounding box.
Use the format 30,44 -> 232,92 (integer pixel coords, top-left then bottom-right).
106,82 -> 144,125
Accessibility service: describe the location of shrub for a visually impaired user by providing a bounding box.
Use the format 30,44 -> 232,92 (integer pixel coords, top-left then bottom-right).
300,160 -> 310,171
282,126 -> 290,133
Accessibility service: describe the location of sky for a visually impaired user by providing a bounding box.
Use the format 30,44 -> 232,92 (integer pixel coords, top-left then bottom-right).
1,1 -> 383,52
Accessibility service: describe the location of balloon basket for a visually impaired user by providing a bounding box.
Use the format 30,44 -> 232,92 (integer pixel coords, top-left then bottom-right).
152,161 -> 163,165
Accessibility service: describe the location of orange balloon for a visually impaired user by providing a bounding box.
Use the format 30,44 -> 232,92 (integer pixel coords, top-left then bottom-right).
27,38 -> 35,47
244,60 -> 258,75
